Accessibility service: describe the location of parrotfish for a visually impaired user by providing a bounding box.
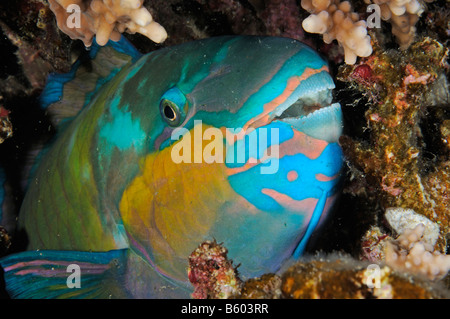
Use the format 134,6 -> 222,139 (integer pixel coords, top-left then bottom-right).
0,35 -> 343,298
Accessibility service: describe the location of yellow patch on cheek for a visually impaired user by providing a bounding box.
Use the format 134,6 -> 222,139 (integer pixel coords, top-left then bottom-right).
119,124 -> 237,278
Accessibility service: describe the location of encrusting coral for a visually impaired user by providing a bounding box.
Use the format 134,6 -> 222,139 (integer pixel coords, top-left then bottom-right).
281,256 -> 449,299
385,207 -> 440,246
338,37 -> 450,253
47,0 -> 167,47
300,0 -> 373,64
360,226 -> 392,262
187,237 -> 449,299
238,273 -> 282,299
188,240 -> 242,299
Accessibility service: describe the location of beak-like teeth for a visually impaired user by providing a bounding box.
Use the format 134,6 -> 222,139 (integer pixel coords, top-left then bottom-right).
275,88 -> 334,120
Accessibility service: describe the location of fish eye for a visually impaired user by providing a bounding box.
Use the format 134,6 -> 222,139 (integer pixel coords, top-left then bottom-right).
160,99 -> 181,126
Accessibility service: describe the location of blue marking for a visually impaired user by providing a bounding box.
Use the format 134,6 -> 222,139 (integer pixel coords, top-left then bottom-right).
292,190 -> 328,258
40,35 -> 142,111
99,97 -> 146,152
227,124 -> 343,212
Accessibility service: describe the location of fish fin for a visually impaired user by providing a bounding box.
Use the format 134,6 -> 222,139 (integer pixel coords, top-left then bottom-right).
40,35 -> 142,127
0,249 -> 130,299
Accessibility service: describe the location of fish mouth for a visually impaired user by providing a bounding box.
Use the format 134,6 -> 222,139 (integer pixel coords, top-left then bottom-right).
271,84 -> 343,143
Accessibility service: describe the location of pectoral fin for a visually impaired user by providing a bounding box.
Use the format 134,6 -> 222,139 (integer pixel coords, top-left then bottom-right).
0,249 -> 129,299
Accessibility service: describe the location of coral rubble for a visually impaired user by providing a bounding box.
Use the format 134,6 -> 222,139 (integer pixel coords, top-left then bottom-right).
360,226 -> 392,262
238,273 -> 282,299
385,207 -> 440,246
187,239 -> 449,299
281,256 -> 449,298
47,0 -> 167,46
188,240 -> 242,299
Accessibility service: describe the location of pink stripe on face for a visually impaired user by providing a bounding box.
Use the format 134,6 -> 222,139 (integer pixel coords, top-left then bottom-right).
226,129 -> 328,176
261,188 -> 318,215
315,172 -> 340,182
5,260 -> 109,272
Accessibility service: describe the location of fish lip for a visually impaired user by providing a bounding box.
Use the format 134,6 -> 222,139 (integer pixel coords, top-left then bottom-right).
269,83 -> 343,142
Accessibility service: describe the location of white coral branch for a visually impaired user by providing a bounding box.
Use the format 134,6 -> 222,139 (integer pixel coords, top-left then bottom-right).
48,0 -> 167,47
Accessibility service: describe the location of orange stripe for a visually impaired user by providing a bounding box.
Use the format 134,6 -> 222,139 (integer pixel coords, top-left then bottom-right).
226,129 -> 328,176
315,172 -> 340,182
261,188 -> 318,214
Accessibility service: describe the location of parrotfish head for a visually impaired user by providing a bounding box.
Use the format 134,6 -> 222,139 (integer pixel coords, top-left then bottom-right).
103,36 -> 343,286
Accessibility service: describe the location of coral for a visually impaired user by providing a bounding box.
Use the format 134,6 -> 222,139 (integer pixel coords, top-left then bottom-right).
188,240 -> 242,299
360,226 -> 392,262
338,37 -> 450,252
385,224 -> 450,280
301,0 -> 436,63
364,0 -> 432,50
360,208 -> 450,280
185,238 -> 449,299
47,0 -> 167,47
280,256 -> 449,298
237,273 -> 282,299
385,207 -> 440,246
300,0 -> 373,64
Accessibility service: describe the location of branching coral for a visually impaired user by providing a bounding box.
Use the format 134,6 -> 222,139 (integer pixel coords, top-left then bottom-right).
301,0 -> 373,64
385,224 -> 450,280
301,0 -> 435,63
47,0 -> 167,47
